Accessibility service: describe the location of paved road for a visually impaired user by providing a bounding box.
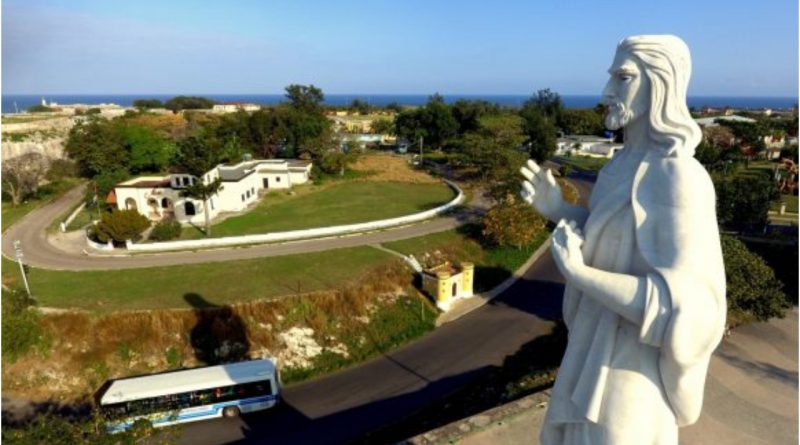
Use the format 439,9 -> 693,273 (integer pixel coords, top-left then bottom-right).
1,184 -> 490,271
176,177 -> 593,444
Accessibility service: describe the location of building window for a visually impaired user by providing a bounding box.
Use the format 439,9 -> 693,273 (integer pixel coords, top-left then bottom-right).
246,190 -> 251,198
161,198 -> 170,209
241,194 -> 245,202
184,201 -> 196,216
276,176 -> 281,182
251,187 -> 255,194
182,177 -> 189,186
210,199 -> 214,210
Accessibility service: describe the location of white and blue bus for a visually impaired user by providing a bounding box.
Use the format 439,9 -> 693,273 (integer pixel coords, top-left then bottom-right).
99,359 -> 280,433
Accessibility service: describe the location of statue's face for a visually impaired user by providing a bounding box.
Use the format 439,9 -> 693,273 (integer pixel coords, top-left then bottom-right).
601,49 -> 650,130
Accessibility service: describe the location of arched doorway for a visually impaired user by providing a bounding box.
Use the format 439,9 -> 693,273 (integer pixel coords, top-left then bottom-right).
161,198 -> 175,220
147,198 -> 160,220
184,201 -> 196,216
125,198 -> 137,211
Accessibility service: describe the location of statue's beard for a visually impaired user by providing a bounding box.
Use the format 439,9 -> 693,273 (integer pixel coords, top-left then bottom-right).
605,102 -> 634,131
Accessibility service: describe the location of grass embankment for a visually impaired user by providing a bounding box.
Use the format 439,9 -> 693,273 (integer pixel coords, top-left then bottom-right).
1,247 -> 393,312
2,260 -> 438,401
1,178 -> 83,230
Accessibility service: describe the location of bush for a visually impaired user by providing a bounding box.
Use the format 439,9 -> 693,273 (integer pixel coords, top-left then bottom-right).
721,235 -> 789,324
2,288 -> 48,363
714,174 -> 780,232
149,220 -> 182,241
94,209 -> 150,243
27,104 -> 53,113
46,159 -> 79,181
482,195 -> 547,249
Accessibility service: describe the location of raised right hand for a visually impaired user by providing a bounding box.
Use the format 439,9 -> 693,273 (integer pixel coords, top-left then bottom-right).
520,159 -> 565,220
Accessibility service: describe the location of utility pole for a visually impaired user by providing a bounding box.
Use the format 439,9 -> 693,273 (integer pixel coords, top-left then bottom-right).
12,240 -> 32,298
419,135 -> 424,165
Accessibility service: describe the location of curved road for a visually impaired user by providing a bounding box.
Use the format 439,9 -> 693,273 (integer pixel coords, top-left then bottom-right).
175,177 -> 594,444
1,184 -> 490,271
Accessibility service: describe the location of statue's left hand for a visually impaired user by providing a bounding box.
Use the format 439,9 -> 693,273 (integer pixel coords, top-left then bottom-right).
551,219 -> 586,281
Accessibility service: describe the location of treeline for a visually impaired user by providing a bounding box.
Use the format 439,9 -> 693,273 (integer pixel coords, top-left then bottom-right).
65,85 -> 354,202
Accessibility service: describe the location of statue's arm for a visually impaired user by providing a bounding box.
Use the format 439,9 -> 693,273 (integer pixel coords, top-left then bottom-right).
570,268 -> 646,325
551,203 -> 589,229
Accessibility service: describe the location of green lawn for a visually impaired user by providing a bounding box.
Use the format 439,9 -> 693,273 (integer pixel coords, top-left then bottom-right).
2,246 -> 395,312
383,223 -> 550,292
557,155 -> 610,173
2,179 -> 84,231
182,181 -> 455,239
771,194 -> 799,214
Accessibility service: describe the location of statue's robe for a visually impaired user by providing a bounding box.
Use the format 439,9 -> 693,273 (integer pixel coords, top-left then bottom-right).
541,150 -> 727,445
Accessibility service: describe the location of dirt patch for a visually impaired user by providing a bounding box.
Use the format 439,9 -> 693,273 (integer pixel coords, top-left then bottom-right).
351,153 -> 439,183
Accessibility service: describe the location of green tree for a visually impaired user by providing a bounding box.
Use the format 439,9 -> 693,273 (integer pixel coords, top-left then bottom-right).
133,98 -> 164,109
164,96 -> 215,112
714,174 -> 780,232
520,106 -> 558,162
350,99 -> 371,115
460,114 -> 527,198
173,136 -> 225,236
523,88 -> 563,121
395,94 -> 458,149
482,194 -> 547,249
65,118 -> 129,178
558,108 -> 604,135
284,84 -> 325,113
94,209 -> 150,243
721,235 -> 789,323
370,118 -> 395,135
384,102 -> 403,113
451,99 -> 500,134
120,125 -> 176,174
27,104 -> 53,113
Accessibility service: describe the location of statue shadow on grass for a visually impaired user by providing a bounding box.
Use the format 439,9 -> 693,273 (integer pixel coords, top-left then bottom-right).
184,293 -> 251,365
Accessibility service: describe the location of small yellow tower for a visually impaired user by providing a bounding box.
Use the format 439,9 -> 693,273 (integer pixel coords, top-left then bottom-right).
421,261 -> 475,311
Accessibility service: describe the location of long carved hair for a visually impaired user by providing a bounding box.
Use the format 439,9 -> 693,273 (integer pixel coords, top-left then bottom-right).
618,35 -> 702,158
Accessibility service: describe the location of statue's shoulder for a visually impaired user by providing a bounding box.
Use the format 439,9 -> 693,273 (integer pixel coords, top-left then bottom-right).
637,155 -> 715,209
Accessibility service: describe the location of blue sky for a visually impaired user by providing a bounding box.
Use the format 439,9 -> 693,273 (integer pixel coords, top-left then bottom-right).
2,0 -> 797,96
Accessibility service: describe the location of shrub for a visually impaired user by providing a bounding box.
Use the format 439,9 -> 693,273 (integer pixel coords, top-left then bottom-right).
46,159 -> 79,181
714,174 -> 780,232
2,288 -> 48,363
149,220 -> 182,241
482,195 -> 547,249
27,104 -> 53,113
94,209 -> 150,243
721,235 -> 789,324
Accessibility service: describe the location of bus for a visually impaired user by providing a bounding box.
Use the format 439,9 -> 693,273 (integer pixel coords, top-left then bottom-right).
99,359 -> 279,433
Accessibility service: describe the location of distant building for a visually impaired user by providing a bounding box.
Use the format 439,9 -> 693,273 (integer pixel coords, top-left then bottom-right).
422,262 -> 474,311
694,115 -> 756,127
556,135 -> 623,158
212,103 -> 261,113
109,159 -> 312,225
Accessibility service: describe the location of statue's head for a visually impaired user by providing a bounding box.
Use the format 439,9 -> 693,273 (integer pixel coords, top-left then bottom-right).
602,35 -> 702,157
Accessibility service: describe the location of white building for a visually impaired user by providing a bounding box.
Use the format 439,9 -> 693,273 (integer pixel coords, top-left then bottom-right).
556,135 -> 623,158
693,115 -> 756,128
212,103 -> 261,113
109,159 -> 312,224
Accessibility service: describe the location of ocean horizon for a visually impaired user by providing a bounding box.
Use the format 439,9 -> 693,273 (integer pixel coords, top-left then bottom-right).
2,94 -> 797,114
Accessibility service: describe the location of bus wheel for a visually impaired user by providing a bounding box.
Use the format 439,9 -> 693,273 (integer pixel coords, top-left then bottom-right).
222,406 -> 240,418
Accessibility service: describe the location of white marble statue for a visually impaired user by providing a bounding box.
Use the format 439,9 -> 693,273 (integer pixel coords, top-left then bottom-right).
520,35 -> 727,444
